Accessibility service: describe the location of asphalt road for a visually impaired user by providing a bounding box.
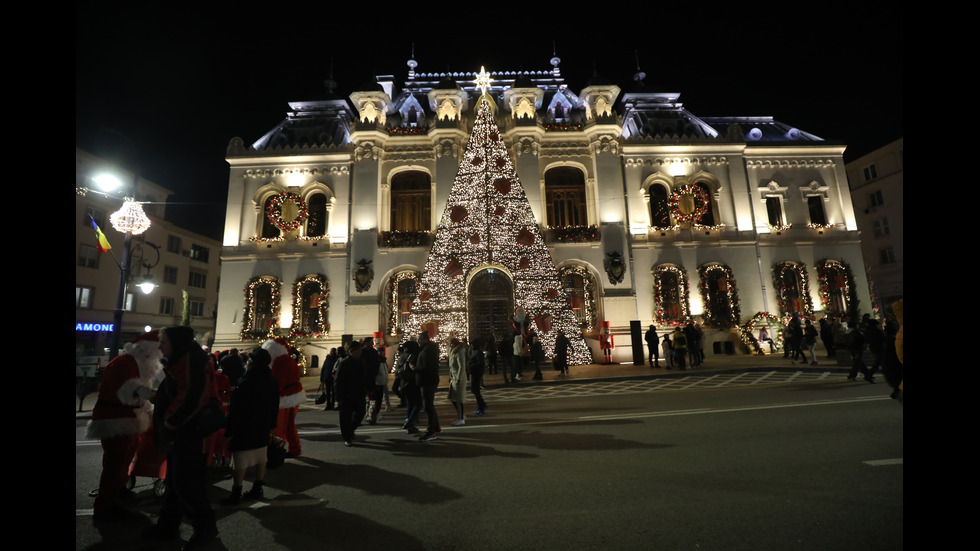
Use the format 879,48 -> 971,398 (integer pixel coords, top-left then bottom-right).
76,375 -> 903,550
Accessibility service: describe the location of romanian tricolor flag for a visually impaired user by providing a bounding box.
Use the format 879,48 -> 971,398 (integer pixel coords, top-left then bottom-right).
90,216 -> 112,254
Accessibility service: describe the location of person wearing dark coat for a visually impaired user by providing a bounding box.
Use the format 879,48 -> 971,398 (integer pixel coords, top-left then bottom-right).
553,330 -> 570,375
400,340 -> 423,434
143,326 -> 219,547
414,332 -> 442,441
334,341 -> 369,446
221,347 -> 280,505
645,325 -> 660,368
468,338 -> 488,414
219,348 -> 246,387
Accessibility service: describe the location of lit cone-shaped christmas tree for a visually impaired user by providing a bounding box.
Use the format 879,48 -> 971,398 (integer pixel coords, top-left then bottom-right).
404,71 -> 592,365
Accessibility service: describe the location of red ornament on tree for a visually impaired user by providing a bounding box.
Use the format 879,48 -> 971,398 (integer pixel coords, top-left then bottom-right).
493,178 -> 511,194
516,228 -> 535,246
450,205 -> 468,223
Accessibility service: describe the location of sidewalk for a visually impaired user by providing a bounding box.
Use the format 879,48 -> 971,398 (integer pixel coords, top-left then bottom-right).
76,351 -> 851,419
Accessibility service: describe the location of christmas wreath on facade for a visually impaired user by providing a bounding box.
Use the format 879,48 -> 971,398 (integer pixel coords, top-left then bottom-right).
668,185 -> 709,225
265,192 -> 309,232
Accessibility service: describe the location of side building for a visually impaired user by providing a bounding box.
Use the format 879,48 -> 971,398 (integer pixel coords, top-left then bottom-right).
845,138 -> 903,315
75,148 -> 222,361
214,54 -> 871,370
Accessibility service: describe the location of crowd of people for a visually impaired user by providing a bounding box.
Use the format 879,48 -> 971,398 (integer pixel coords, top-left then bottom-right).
87,328 -> 308,549
88,301 -> 904,546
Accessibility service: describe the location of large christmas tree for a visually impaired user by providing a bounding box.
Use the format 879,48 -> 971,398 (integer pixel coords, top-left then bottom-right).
404,69 -> 592,365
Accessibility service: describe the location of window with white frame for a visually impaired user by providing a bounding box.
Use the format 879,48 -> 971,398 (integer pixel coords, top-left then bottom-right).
79,244 -> 99,268
76,286 -> 93,308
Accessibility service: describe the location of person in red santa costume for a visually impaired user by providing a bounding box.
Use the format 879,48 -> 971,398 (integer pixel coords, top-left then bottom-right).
263,337 -> 304,457
86,330 -> 163,522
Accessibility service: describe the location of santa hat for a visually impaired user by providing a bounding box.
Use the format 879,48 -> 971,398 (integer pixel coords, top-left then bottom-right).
131,330 -> 159,344
262,337 -> 289,359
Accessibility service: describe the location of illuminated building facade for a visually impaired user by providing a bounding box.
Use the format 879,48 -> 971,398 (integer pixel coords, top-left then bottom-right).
213,54 -> 870,367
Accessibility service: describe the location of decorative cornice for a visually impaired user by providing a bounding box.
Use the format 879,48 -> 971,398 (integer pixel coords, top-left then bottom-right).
590,136 -> 619,156
355,141 -> 381,161
514,137 -> 539,157
243,166 -> 349,179
625,157 -> 729,167
382,144 -> 437,163
745,158 -> 837,168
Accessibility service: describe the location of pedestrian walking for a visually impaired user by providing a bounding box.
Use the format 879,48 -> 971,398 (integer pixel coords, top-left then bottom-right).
414,331 -> 442,441
334,340 -> 369,446
220,347 -> 279,505
448,337 -> 468,426
468,338 -> 488,415
263,337 -> 304,458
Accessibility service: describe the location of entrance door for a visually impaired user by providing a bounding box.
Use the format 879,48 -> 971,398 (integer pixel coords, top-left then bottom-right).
468,268 -> 514,345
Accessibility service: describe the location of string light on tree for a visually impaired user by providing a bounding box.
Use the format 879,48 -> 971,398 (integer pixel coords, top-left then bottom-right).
404,77 -> 592,365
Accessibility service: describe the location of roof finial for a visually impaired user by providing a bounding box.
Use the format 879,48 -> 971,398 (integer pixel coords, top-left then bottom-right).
324,57 -> 338,95
407,43 -> 418,80
550,42 -> 561,77
633,50 -> 646,83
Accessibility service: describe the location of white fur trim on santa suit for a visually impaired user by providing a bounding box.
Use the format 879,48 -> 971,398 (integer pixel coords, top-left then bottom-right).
262,338 -> 289,360
279,390 -> 307,408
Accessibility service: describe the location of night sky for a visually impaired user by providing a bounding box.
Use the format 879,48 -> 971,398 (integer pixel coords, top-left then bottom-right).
76,6 -> 903,240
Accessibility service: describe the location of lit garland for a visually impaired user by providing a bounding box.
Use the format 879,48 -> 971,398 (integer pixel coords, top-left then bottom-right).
240,276 -> 281,341
772,262 -> 813,318
403,92 -> 593,365
697,263 -> 741,327
653,265 -> 691,326
768,222 -> 792,231
379,230 -> 431,248
806,222 -> 835,230
289,274 -> 329,339
738,312 -> 785,354
265,192 -> 309,232
668,184 -> 709,225
559,265 -> 599,334
543,123 -> 582,132
386,271 -> 421,336
551,225 -> 601,243
816,259 -> 859,326
389,127 -> 427,135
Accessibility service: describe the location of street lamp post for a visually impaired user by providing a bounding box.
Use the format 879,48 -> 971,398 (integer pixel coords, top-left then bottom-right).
100,173 -> 153,361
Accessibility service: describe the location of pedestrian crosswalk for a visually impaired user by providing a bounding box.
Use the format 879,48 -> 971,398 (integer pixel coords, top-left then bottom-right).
301,370 -> 839,410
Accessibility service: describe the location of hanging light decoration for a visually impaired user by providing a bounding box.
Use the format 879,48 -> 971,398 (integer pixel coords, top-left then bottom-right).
109,199 -> 152,235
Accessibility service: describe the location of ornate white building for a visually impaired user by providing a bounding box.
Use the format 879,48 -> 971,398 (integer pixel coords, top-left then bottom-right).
214,54 -> 870,368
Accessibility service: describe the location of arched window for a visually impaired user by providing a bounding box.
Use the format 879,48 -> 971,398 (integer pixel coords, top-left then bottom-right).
648,183 -> 671,228
694,181 -> 716,226
291,274 -> 329,337
773,262 -> 813,318
653,265 -> 691,326
816,260 -> 851,317
306,193 -> 328,237
545,166 -> 587,228
559,265 -> 599,334
260,195 -> 281,239
390,172 -> 431,232
242,276 -> 281,340
698,264 -> 740,327
807,196 -> 828,226
385,271 -> 421,336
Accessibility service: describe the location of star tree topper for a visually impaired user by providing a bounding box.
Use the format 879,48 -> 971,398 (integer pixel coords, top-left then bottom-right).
475,66 -> 492,96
